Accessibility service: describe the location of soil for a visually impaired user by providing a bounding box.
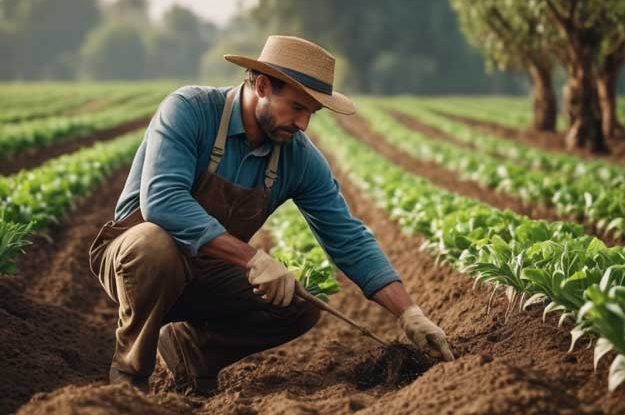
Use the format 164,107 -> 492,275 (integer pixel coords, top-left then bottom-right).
434,110 -> 625,165
0,116 -> 151,176
4,130 -> 625,414
389,109 -> 478,151
335,112 -> 622,247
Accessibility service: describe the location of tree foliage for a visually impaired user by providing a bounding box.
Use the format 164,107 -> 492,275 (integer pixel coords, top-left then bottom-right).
452,0 -> 559,131
147,6 -> 216,79
80,21 -> 148,80
453,0 -> 625,149
249,0 -> 520,94
0,0 -> 100,80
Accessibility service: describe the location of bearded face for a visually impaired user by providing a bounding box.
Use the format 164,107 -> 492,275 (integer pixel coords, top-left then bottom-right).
253,80 -> 322,144
255,97 -> 299,144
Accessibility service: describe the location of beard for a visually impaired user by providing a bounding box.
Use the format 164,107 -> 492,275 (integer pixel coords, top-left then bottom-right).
256,103 -> 297,144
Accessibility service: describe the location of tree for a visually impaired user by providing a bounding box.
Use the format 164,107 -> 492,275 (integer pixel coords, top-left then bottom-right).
451,0 -> 558,131
105,0 -> 149,24
200,11 -> 270,85
147,6 -> 215,79
2,0 -> 100,79
543,0 -> 613,152
250,0 -> 516,94
80,21 -> 148,80
594,2 -> 625,138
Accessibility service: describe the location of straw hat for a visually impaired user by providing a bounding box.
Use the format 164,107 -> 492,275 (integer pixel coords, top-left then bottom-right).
224,35 -> 355,115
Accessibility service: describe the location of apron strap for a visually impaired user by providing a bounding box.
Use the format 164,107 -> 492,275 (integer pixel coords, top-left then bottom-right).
208,83 -> 242,174
264,144 -> 281,189
204,82 -> 282,190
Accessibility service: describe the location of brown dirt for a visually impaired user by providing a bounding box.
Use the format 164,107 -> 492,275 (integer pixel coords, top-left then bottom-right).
389,109 -> 478,151
7,140 -> 625,414
435,110 -> 625,165
335,112 -> 623,247
63,99 -> 110,116
0,116 -> 151,176
1,169 -> 128,414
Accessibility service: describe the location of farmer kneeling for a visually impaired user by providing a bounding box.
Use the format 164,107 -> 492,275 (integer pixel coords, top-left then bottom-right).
89,35 -> 454,395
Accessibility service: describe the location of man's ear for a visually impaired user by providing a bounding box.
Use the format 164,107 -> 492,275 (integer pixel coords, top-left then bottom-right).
255,74 -> 270,98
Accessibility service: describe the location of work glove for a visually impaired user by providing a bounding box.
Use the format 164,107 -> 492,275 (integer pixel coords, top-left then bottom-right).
246,250 -> 295,307
399,305 -> 454,361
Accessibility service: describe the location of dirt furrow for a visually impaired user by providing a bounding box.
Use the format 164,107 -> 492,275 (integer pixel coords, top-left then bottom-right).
1,168 -> 129,414
333,112 -> 561,222
0,116 -> 151,176
335,112 -> 622,247
434,109 -> 625,164
388,109 -> 478,151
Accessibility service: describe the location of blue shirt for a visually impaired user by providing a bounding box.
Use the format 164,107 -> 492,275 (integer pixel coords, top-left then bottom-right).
115,85 -> 401,298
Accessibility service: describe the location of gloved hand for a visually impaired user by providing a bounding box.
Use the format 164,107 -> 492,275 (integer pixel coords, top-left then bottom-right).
399,305 -> 454,361
246,250 -> 295,307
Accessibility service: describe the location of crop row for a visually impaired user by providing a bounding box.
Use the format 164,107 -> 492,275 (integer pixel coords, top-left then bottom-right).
357,100 -> 625,239
310,111 -> 625,391
419,96 -> 532,128
0,130 -> 143,274
387,98 -> 625,184
0,82 -> 173,113
0,91 -> 164,161
0,87 -> 156,124
419,97 -> 570,131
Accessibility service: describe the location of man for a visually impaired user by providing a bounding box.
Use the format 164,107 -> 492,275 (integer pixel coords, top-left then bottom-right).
89,35 -> 453,396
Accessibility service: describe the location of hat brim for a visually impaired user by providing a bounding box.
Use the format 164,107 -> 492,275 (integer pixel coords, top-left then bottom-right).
224,54 -> 356,115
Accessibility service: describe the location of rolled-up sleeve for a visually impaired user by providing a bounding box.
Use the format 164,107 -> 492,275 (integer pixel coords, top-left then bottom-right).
292,142 -> 401,298
140,94 -> 226,255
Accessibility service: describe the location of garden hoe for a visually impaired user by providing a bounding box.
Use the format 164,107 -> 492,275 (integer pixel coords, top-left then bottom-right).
294,281 -> 390,347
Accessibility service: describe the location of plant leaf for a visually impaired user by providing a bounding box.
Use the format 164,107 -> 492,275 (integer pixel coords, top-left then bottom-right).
609,355 -> 625,392
594,338 -> 613,372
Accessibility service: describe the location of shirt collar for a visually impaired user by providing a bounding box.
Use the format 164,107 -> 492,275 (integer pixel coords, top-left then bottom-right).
227,86 -> 272,157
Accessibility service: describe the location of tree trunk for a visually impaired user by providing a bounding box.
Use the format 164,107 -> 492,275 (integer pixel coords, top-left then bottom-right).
596,50 -> 625,139
562,53 -> 608,153
528,63 -> 557,132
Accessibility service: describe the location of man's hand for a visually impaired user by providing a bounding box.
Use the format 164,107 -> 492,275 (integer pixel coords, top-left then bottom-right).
399,305 -> 454,361
246,250 -> 295,307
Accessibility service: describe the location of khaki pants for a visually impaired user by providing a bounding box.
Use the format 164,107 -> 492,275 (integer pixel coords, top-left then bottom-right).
96,221 -> 320,379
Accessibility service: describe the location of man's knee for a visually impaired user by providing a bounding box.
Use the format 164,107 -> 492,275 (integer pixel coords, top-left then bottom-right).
112,222 -> 186,294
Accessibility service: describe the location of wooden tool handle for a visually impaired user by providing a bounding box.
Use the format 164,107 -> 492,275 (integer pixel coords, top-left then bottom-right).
295,282 -> 390,346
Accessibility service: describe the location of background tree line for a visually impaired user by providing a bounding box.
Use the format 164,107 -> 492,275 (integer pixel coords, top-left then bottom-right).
1,0 -> 624,153
0,0 -> 523,92
0,0 -> 216,81
452,0 -> 625,152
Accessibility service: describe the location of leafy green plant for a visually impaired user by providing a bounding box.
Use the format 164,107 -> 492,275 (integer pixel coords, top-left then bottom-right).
268,202 -> 340,301
0,86 -> 170,160
0,130 -> 144,272
361,99 -> 625,239
0,217 -> 32,274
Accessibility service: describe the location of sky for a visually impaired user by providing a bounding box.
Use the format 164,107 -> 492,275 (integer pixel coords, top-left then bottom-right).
101,0 -> 259,26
